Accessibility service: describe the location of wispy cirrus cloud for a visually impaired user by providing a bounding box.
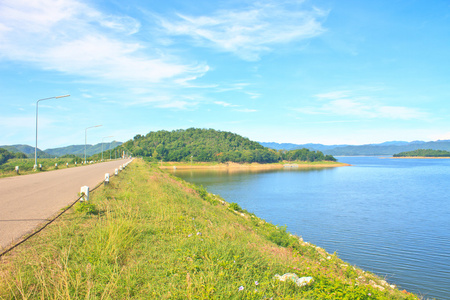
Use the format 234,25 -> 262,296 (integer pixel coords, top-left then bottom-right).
213,83 -> 250,93
294,90 -> 429,120
314,90 -> 350,100
158,0 -> 327,61
0,0 -> 208,85
213,101 -> 256,113
122,92 -> 200,110
214,101 -> 239,107
234,108 -> 258,113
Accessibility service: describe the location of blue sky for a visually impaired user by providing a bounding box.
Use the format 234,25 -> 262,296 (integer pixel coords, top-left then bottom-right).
1,0 -> 449,149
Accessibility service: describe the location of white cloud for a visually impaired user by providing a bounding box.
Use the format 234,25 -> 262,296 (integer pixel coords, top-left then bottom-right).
214,101 -> 238,107
98,15 -> 141,35
43,35 -> 208,83
156,100 -> 194,110
314,90 -> 350,100
123,91 -> 204,110
376,105 -> 427,120
214,83 -> 250,93
245,92 -> 261,99
158,1 -> 327,61
234,108 -> 258,113
294,91 -> 429,120
0,0 -> 207,84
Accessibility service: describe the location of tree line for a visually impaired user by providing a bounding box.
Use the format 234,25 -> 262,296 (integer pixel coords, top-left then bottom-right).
393,149 -> 450,157
0,148 -> 27,165
119,128 -> 336,163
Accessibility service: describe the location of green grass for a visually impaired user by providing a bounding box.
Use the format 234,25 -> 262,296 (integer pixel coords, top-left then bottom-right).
0,159 -> 418,299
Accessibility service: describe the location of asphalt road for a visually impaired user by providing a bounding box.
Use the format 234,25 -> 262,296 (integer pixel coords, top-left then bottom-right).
0,159 -> 132,251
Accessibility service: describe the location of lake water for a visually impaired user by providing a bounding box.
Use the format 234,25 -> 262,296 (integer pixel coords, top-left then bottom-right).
171,157 -> 450,300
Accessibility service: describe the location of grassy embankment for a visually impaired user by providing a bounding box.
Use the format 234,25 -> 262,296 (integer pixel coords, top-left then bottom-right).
0,159 -> 417,299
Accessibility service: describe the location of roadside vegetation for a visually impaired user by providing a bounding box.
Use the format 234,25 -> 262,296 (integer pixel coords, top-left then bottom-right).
0,148 -> 26,165
393,149 -> 450,157
0,159 -> 417,299
0,154 -> 99,178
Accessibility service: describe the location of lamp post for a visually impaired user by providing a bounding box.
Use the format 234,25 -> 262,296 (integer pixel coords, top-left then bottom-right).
35,94 -> 70,169
85,125 -> 102,163
101,135 -> 113,161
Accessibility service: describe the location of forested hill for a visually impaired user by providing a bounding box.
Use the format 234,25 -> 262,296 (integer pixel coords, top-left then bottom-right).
0,148 -> 27,165
121,128 -> 336,163
393,149 -> 450,157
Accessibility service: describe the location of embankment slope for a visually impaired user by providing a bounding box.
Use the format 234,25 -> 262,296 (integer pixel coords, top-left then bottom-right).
0,159 -> 417,299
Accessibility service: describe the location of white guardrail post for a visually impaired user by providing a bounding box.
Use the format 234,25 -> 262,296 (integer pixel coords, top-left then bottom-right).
80,186 -> 89,202
105,173 -> 110,185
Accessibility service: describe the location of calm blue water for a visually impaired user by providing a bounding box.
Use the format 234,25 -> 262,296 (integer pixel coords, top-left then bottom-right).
172,157 -> 450,299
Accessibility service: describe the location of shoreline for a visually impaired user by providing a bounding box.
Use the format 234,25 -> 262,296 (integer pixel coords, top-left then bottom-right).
159,161 -> 350,170
392,156 -> 450,159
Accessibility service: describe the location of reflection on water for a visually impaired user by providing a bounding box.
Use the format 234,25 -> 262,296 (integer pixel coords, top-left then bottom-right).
171,157 -> 450,300
170,166 -> 324,176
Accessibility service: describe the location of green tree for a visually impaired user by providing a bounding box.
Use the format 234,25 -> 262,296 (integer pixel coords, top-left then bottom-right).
114,128 -> 337,163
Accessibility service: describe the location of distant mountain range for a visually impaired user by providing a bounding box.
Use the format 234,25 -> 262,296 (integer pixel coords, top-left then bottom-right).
0,144 -> 53,158
0,141 -> 122,158
260,142 -> 347,152
4,138 -> 450,158
45,141 -> 123,157
259,140 -> 450,156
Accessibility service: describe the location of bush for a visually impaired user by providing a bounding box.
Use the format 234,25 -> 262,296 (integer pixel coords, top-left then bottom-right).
266,225 -> 295,248
193,184 -> 219,205
74,201 -> 100,215
229,202 -> 243,212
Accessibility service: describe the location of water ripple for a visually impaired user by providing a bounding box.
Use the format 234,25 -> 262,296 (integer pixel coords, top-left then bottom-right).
174,157 -> 450,300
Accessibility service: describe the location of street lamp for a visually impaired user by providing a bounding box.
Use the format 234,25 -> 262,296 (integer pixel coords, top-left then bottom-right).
35,94 -> 70,169
85,125 -> 102,163
101,135 -> 113,161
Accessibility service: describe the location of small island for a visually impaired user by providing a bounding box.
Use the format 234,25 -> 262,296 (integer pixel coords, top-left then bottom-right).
393,149 -> 450,158
121,128 -> 341,165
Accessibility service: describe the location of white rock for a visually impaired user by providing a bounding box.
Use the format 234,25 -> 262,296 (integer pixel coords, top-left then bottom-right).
296,276 -> 314,287
274,273 -> 314,288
